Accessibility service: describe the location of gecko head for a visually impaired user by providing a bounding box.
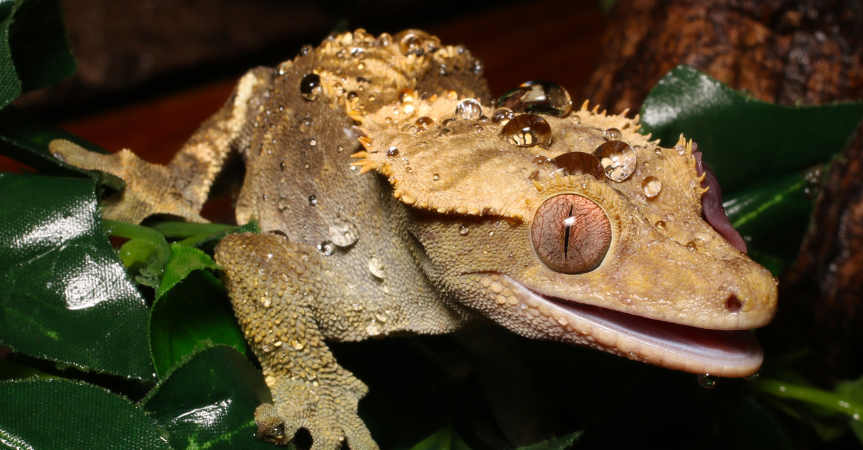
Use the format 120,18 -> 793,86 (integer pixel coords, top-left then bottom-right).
355,83 -> 778,378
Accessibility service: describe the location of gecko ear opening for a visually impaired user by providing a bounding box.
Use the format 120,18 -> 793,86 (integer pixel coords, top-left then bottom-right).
530,194 -> 611,274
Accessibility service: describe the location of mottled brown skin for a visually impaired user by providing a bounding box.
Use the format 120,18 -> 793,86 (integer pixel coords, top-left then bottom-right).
50,30 -> 778,449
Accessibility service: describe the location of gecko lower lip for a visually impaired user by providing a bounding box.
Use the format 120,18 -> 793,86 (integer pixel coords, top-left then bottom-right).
509,278 -> 763,377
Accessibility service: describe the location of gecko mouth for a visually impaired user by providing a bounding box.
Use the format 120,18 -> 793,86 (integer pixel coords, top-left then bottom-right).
506,277 -> 763,378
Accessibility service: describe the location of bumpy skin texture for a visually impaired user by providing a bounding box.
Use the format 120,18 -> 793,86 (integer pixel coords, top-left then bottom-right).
51,29 -> 778,449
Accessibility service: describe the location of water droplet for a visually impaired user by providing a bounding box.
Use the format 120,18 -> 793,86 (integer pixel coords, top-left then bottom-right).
368,255 -> 385,279
655,220 -> 666,230
300,73 -> 322,101
471,59 -> 483,74
308,195 -> 317,206
603,128 -> 622,141
533,155 -> 550,165
675,143 -> 686,155
415,116 -> 434,132
328,223 -> 359,247
592,140 -> 636,182
317,241 -> 335,256
279,161 -> 287,171
551,152 -> 605,179
398,88 -> 414,104
685,241 -> 697,252
642,176 -> 662,198
744,372 -> 759,381
491,107 -> 515,125
496,80 -> 573,117
299,118 -> 311,133
459,225 -> 470,235
698,374 -> 718,389
346,91 -> 359,102
773,277 -> 779,286
499,113 -> 552,148
386,147 -> 399,157
366,322 -> 381,336
455,98 -> 483,120
432,173 -> 441,181
309,138 -> 317,146
395,29 -> 435,56
260,296 -> 271,308
291,340 -> 305,350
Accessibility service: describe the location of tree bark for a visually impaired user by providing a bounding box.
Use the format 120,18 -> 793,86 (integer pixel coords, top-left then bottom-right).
584,0 -> 863,113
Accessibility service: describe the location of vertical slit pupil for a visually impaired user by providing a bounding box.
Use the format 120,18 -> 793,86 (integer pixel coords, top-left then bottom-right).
563,205 -> 573,259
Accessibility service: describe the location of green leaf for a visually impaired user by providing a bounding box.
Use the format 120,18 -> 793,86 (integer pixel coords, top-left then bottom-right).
408,426 -> 473,450
156,244 -> 219,299
8,0 -> 76,93
0,106 -> 113,179
516,431 -> 582,450
150,263 -> 245,379
723,168 -> 819,271
105,219 -> 171,287
0,378 -> 170,449
143,345 -> 276,450
640,65 -> 863,195
0,0 -> 21,109
0,173 -> 154,380
0,0 -> 76,109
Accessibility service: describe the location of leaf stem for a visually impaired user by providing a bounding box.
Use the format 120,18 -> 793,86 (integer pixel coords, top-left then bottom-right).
103,219 -> 170,281
751,379 -> 863,421
147,221 -> 233,238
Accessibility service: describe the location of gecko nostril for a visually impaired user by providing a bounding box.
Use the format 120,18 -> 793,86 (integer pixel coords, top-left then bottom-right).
726,294 -> 743,312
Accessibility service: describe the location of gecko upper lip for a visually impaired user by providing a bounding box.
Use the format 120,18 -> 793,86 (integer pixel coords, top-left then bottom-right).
507,277 -> 763,377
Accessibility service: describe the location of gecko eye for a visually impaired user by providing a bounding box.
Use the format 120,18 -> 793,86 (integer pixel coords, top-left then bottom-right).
531,194 -> 611,274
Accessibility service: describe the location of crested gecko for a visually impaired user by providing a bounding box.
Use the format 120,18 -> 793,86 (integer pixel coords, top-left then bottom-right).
49,29 -> 778,449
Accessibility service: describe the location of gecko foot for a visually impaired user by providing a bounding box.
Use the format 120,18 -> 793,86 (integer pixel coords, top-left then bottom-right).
48,139 -> 206,224
256,375 -> 377,450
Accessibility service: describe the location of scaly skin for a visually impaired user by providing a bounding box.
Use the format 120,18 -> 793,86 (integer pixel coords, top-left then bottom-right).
50,29 -> 778,449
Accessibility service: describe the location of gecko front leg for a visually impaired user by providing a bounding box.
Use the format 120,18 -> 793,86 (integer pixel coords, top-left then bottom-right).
49,67 -> 274,224
215,233 -> 377,450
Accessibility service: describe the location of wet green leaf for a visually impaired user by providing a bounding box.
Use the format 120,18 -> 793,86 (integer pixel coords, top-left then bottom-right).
0,378 -> 169,449
143,345 -> 275,450
516,431 -> 581,450
0,0 -> 76,109
723,169 -> 819,272
0,173 -> 154,380
0,0 -> 20,109
8,0 -> 76,93
640,65 -> 863,195
150,263 -> 245,379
